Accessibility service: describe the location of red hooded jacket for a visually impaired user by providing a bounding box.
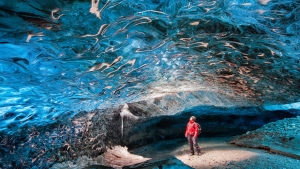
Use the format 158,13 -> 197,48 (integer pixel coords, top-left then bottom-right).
185,120 -> 199,137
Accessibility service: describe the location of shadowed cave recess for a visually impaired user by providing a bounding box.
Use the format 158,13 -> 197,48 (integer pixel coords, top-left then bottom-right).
0,0 -> 300,168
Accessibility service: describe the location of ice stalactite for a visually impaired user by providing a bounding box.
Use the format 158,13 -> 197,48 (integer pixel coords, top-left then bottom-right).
120,104 -> 139,137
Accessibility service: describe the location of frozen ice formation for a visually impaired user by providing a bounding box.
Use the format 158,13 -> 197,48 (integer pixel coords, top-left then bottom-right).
230,116 -> 300,159
120,103 -> 138,137
0,0 -> 300,134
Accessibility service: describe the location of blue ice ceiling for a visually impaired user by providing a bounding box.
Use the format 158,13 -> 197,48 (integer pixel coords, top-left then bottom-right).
0,0 -> 300,133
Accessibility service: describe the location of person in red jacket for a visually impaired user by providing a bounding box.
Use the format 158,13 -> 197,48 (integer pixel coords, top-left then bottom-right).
185,116 -> 201,156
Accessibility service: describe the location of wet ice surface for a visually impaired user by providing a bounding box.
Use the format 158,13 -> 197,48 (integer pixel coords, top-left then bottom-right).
132,137 -> 300,169
1,0 -> 300,133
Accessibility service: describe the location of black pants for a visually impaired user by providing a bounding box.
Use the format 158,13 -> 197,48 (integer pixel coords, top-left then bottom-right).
187,135 -> 201,154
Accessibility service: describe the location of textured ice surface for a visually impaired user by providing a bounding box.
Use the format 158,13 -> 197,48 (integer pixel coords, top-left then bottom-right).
230,116 -> 300,159
0,0 -> 300,133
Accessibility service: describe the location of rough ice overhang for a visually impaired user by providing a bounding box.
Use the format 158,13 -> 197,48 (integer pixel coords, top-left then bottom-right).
0,0 -> 300,132
264,102 -> 300,111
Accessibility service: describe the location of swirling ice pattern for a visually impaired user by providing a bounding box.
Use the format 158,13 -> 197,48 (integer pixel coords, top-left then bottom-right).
0,0 -> 299,133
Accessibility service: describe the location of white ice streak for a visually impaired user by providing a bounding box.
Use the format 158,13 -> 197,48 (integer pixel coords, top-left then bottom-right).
258,0 -> 270,5
193,42 -> 209,48
189,21 -> 199,26
26,32 -> 44,42
51,8 -> 64,20
88,56 -> 122,72
120,104 -> 138,137
106,59 -> 135,77
90,0 -> 110,19
134,10 -> 169,18
80,24 -> 109,38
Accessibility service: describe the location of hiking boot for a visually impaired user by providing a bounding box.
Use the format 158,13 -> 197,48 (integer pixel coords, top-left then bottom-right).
189,153 -> 194,156
197,152 -> 202,156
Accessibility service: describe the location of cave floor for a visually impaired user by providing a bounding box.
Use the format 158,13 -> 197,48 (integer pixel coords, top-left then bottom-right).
131,137 -> 299,169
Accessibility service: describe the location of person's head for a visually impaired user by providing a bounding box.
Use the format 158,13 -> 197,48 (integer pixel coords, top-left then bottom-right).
190,116 -> 196,122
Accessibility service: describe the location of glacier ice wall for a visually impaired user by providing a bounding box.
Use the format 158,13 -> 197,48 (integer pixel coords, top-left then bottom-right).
0,0 -> 300,133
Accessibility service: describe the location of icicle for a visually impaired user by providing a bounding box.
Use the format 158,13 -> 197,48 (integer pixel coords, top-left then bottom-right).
120,104 -> 138,137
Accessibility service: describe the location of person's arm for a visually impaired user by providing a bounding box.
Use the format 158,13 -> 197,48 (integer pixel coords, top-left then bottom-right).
194,123 -> 198,138
185,124 -> 188,137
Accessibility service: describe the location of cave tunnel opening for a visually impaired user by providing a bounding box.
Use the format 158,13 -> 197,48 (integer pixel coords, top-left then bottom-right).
126,106 -> 300,149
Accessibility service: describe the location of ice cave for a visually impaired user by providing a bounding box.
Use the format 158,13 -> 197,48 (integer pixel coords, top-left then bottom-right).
0,0 -> 300,168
